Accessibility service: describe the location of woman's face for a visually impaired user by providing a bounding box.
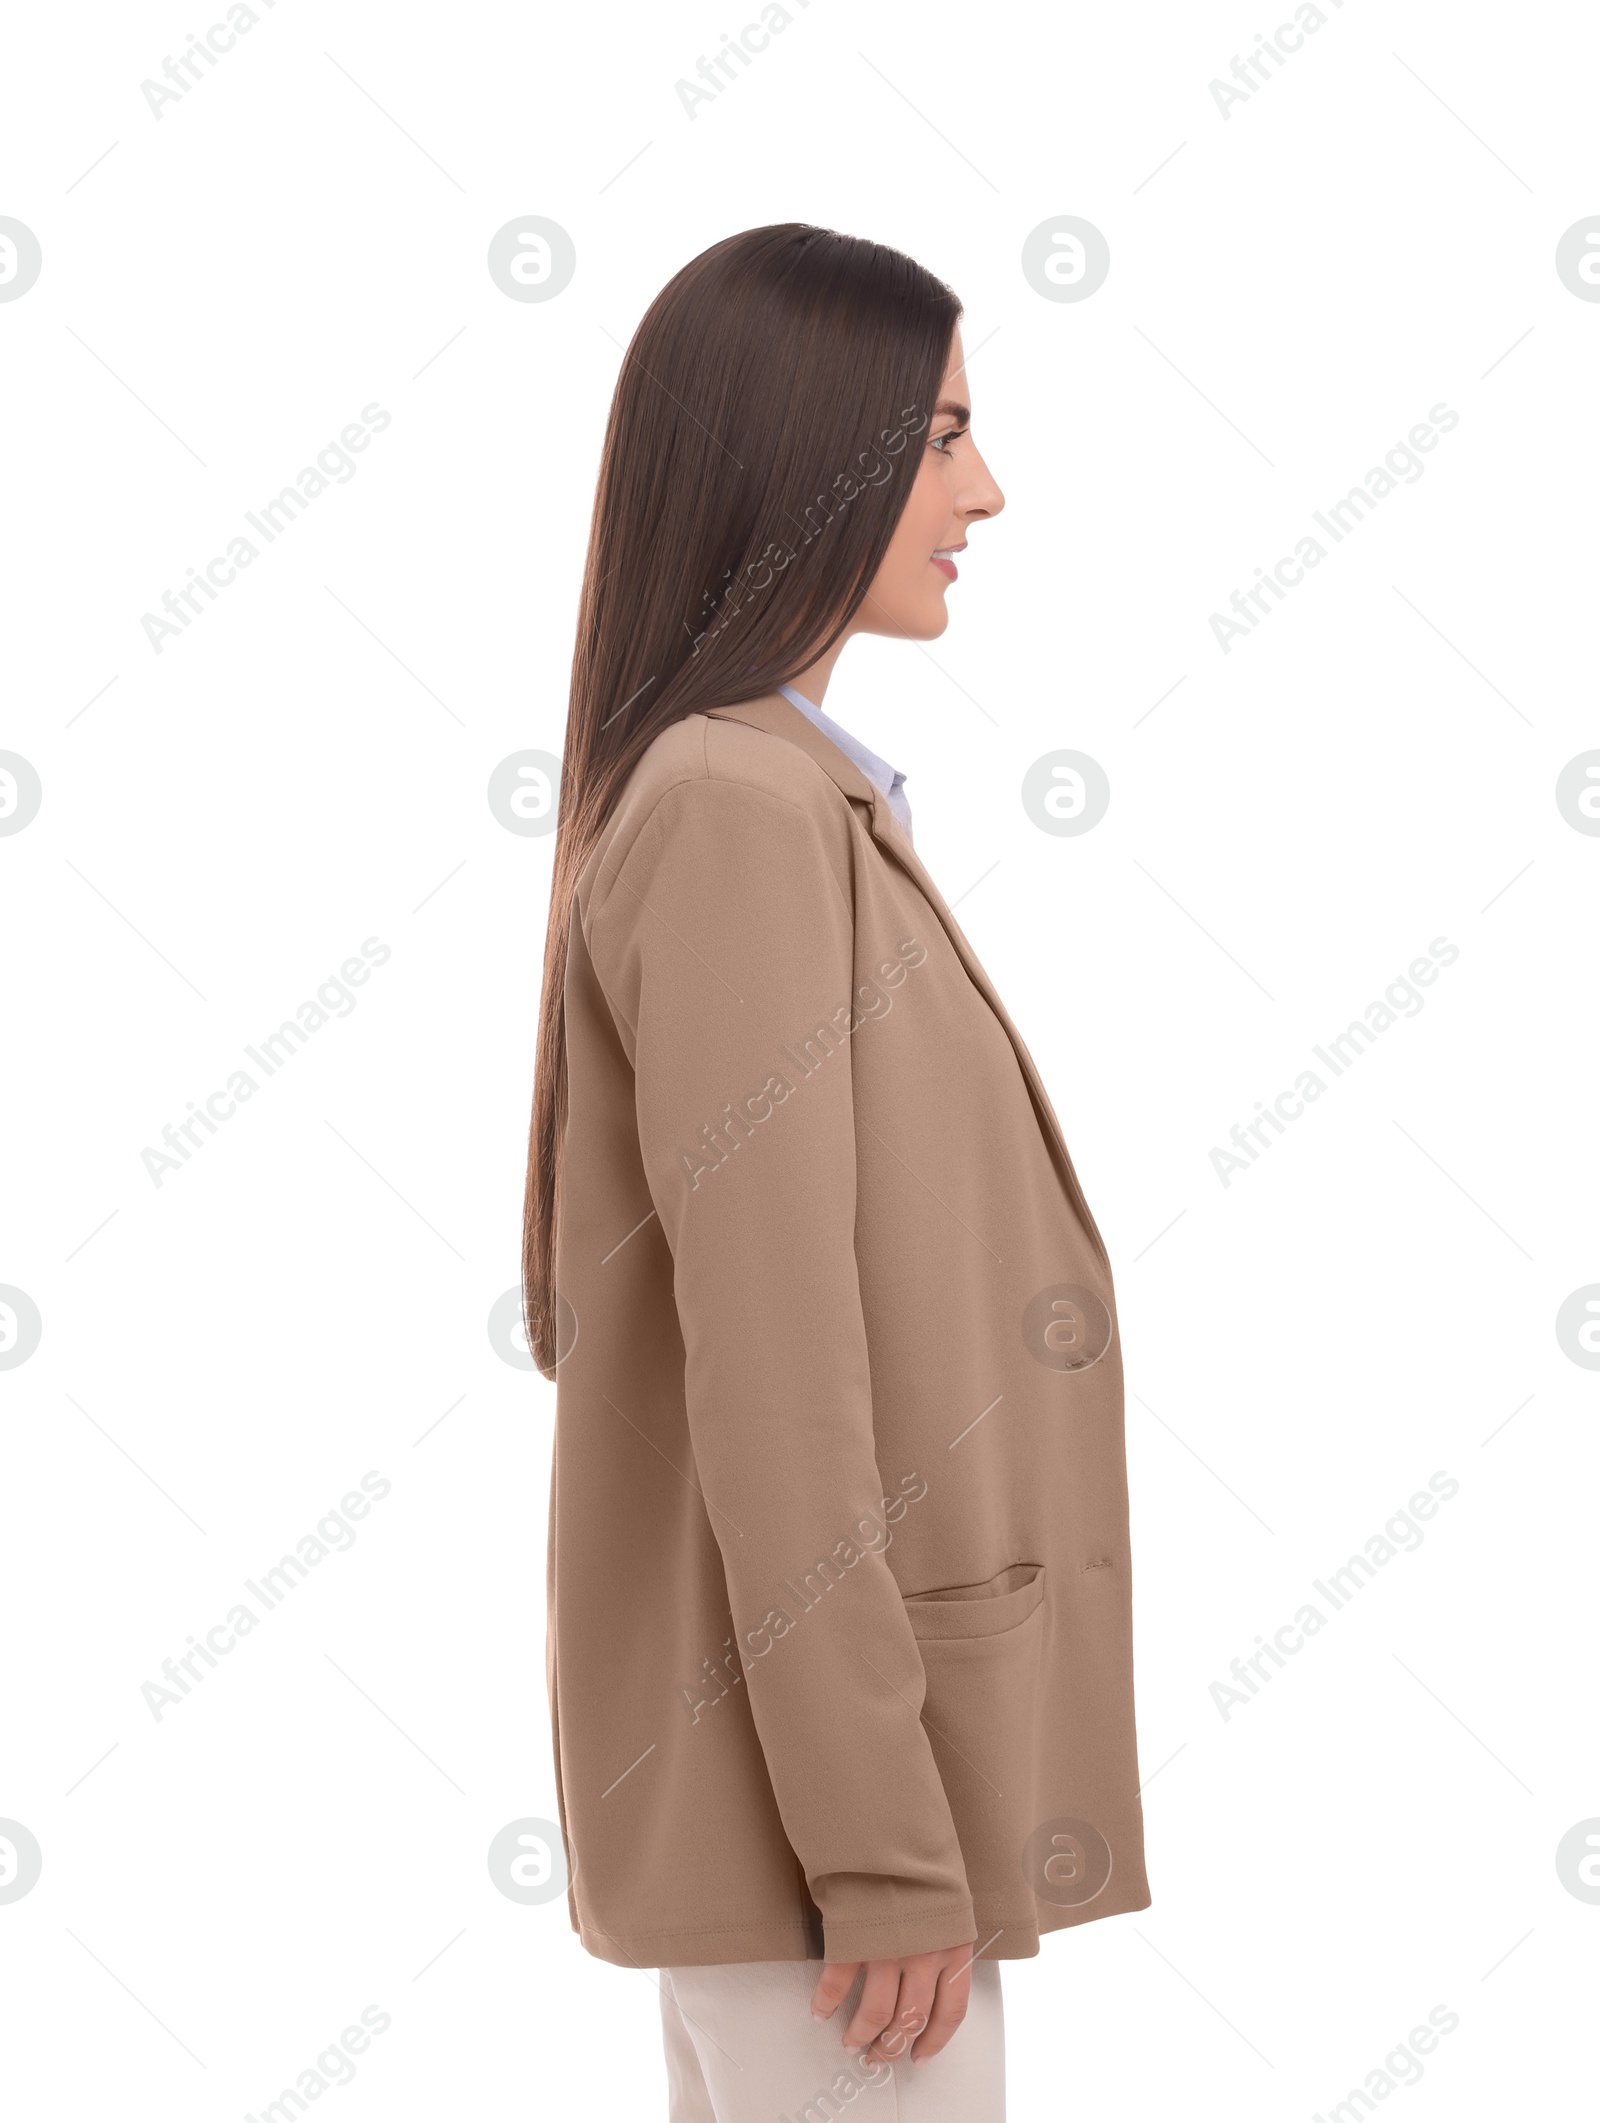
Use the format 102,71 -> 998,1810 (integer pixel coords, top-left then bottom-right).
856,326 -> 1004,641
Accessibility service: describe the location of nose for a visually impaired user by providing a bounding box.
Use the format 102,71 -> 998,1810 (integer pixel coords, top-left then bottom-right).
960,445 -> 1005,525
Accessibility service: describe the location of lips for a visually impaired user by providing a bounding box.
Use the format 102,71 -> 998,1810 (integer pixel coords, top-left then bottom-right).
931,541 -> 966,583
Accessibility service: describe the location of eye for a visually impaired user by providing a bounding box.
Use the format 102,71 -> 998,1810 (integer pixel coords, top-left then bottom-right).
930,426 -> 968,454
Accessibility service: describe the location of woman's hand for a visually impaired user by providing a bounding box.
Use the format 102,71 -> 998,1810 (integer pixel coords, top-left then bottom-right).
809,1939 -> 979,2066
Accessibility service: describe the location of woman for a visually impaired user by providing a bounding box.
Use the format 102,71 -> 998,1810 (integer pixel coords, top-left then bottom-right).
525,224 -> 1149,2122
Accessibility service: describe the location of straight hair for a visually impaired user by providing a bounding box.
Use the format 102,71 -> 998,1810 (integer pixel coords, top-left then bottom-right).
522,223 -> 961,1376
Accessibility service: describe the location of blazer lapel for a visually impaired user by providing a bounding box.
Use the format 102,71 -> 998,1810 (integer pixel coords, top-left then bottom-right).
703,695 -> 1111,1272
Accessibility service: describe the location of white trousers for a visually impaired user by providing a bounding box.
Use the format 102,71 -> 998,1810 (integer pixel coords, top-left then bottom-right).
658,1958 -> 1005,2122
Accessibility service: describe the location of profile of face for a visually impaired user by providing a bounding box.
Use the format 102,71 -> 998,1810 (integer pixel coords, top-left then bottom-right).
854,327 -> 1004,642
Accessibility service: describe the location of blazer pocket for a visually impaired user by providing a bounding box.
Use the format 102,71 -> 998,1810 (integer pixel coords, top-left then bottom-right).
903,1561 -> 1045,1641
903,1565 -> 1046,1906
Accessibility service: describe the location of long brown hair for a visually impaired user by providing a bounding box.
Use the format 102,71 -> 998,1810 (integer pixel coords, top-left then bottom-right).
522,223 -> 962,1376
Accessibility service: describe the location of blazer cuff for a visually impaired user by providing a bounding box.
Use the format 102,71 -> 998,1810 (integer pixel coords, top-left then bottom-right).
820,1895 -> 978,1967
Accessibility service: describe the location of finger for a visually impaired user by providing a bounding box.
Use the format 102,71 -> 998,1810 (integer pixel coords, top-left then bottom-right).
910,1952 -> 973,2063
810,1962 -> 861,2023
842,1962 -> 902,2054
866,1968 -> 935,2064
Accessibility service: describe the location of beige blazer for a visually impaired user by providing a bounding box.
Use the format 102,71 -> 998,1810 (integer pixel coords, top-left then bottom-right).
547,692 -> 1149,1968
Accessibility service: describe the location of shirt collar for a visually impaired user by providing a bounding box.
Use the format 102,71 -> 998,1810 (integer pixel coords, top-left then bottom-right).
776,684 -> 912,837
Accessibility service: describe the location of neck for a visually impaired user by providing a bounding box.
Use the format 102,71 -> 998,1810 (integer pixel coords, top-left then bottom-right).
784,634 -> 849,708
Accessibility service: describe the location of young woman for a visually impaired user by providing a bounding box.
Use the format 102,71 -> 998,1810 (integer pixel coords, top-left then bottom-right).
525,224 -> 1149,2122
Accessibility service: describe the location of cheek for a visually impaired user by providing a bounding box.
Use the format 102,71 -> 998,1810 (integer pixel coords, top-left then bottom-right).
906,454 -> 948,533
861,458 -> 953,628
887,465 -> 947,574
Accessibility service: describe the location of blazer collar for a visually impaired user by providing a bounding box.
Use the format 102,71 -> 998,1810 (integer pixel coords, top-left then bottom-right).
702,693 -> 1111,1271
705,690 -> 884,813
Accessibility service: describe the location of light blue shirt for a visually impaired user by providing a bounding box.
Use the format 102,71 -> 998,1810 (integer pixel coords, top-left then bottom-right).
777,684 -> 914,842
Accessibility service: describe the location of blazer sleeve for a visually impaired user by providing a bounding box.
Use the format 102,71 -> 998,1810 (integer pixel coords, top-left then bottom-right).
588,772 -> 977,1963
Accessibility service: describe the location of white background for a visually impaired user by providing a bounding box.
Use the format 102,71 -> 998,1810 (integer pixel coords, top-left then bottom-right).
3,0 -> 1597,2116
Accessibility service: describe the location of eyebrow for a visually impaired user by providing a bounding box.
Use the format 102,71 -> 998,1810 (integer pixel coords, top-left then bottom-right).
932,399 -> 971,424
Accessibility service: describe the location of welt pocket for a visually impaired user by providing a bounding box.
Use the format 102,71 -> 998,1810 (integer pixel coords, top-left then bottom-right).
902,1562 -> 1045,1642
